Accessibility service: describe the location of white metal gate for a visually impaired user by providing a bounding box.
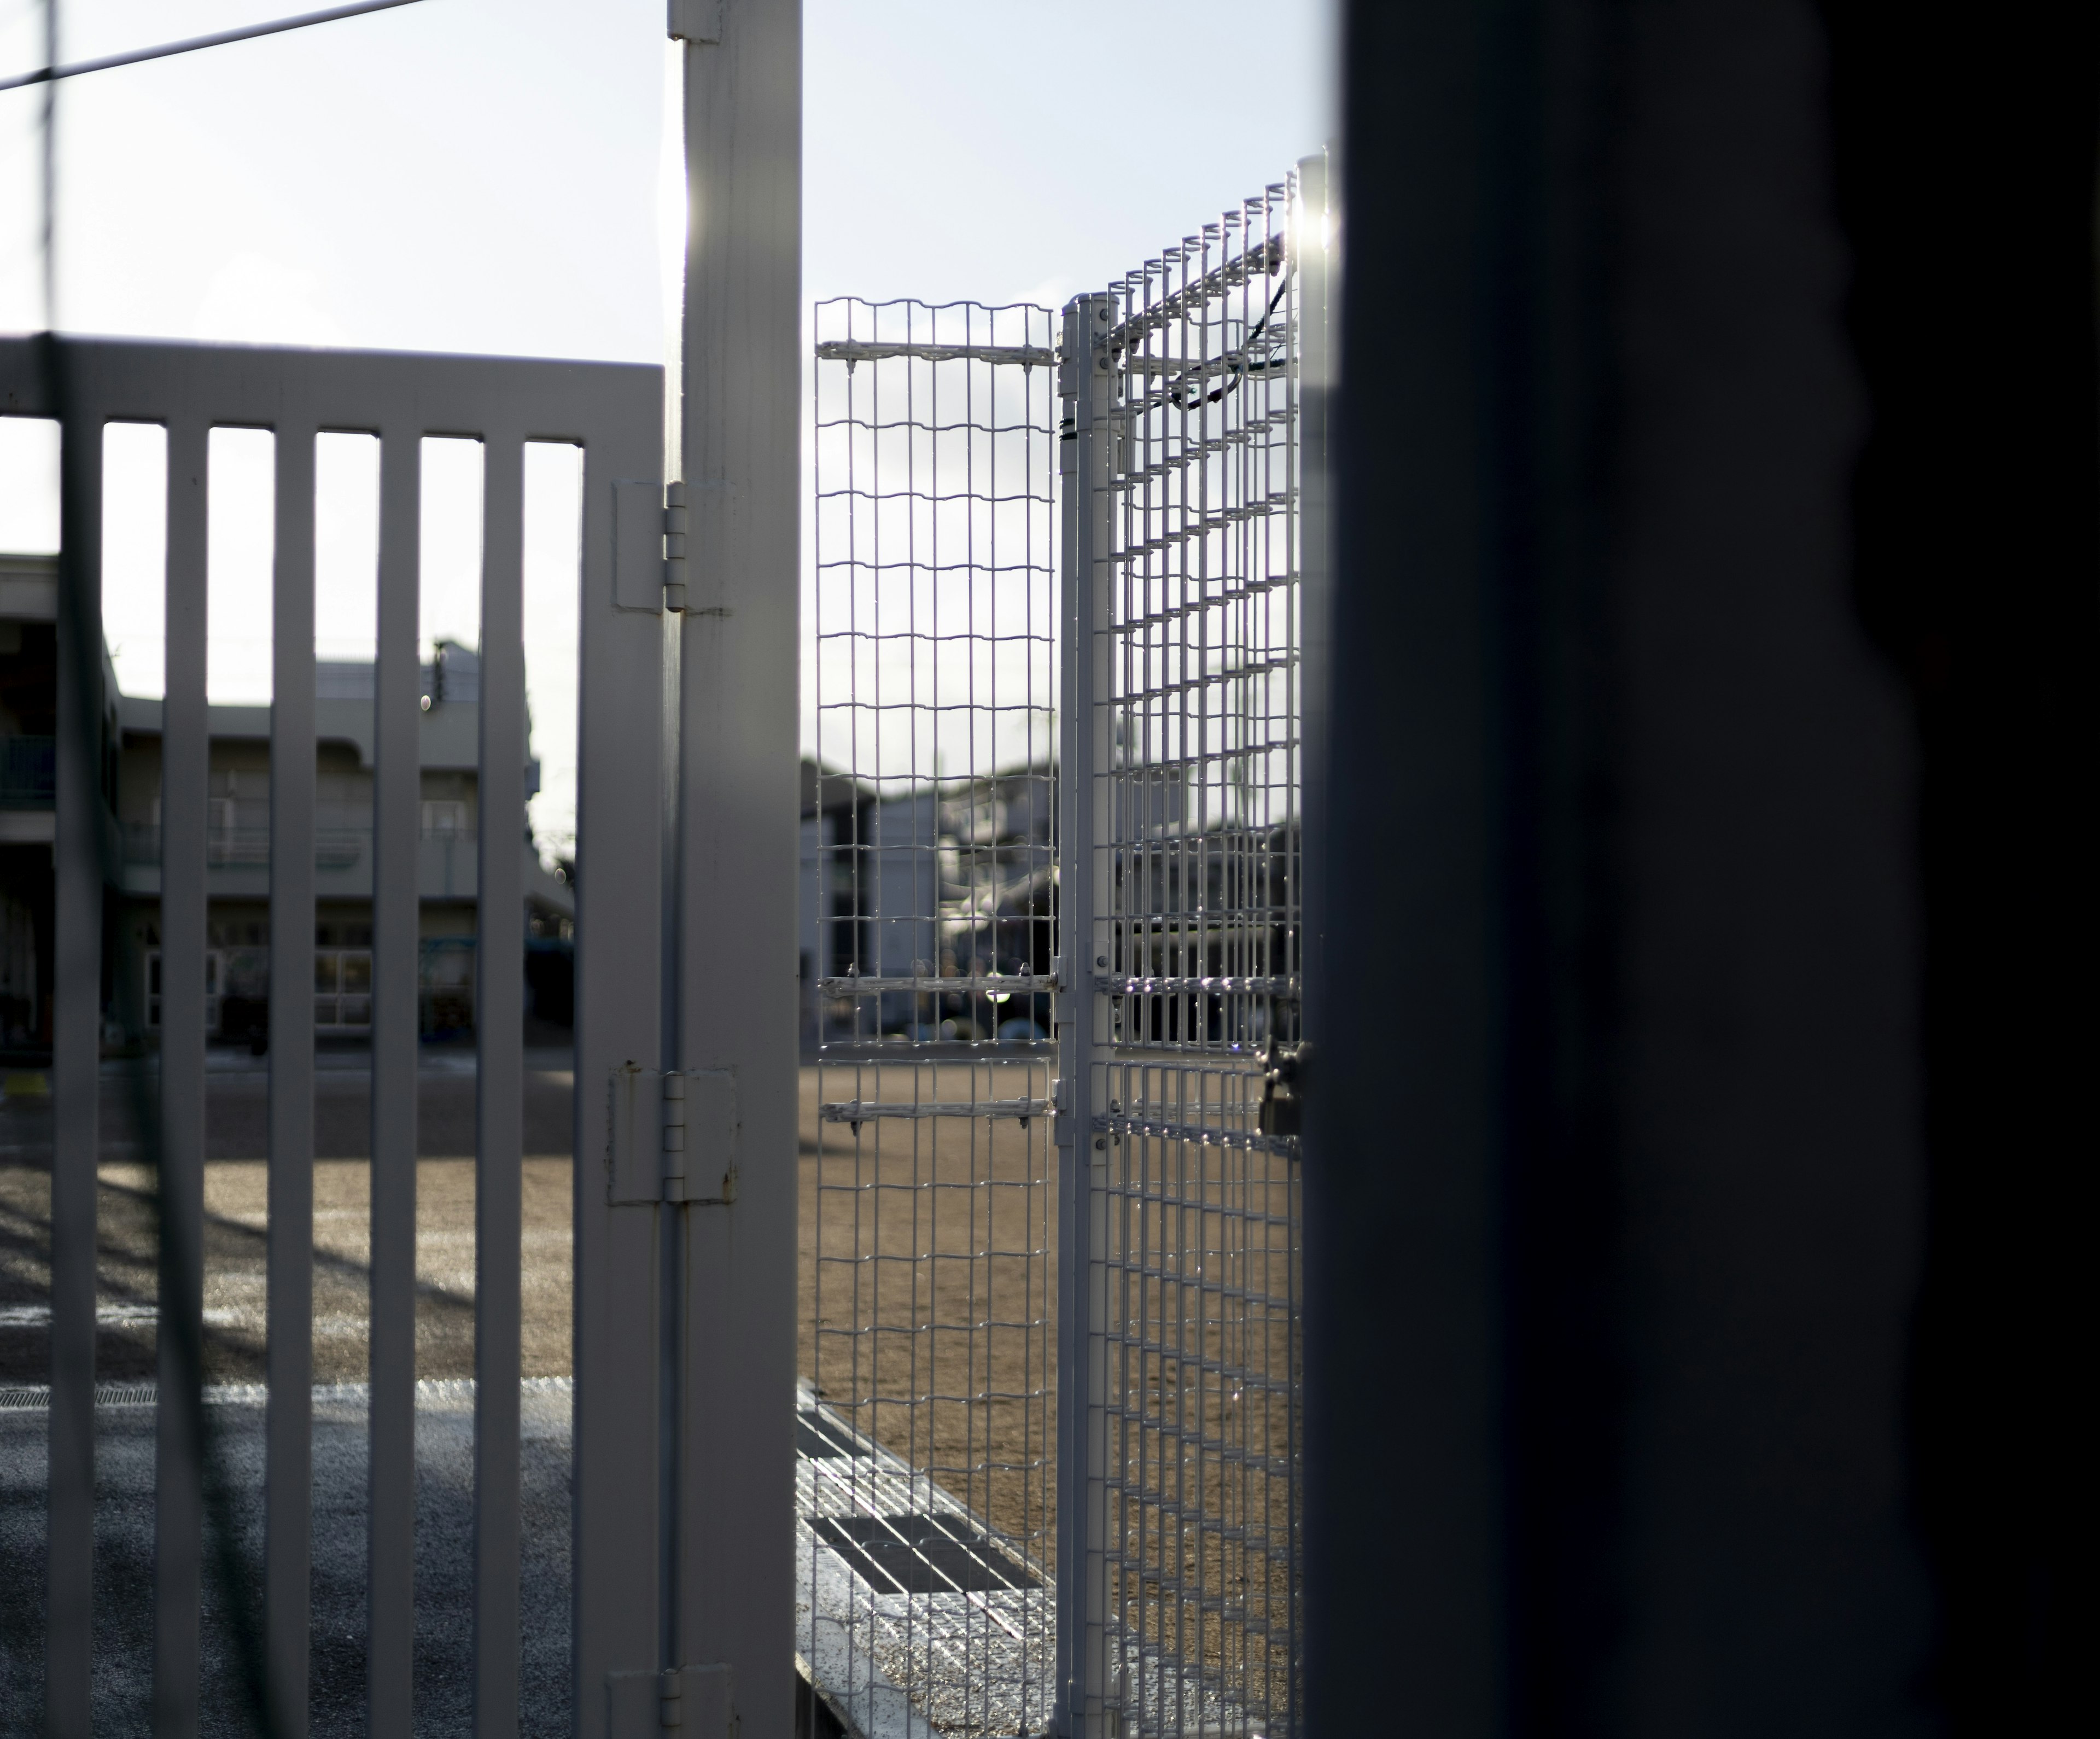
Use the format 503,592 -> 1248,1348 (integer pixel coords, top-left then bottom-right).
801,156 -> 1332,1739
0,333 -> 695,1737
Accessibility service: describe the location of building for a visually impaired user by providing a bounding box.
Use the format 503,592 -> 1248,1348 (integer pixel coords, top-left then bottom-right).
0,552 -> 571,1059
0,555 -> 63,1058
797,757 -> 1053,1046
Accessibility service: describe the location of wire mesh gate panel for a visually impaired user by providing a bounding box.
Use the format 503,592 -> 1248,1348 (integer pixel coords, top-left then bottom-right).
803,300 -> 1061,1737
1060,165 -> 1326,1739
0,335 -> 667,1738
806,157 -> 1329,1739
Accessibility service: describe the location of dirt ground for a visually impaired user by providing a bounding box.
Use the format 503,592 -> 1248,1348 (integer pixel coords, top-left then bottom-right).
797,1056 -> 1060,1567
0,1054 -> 1286,1629
795,1050 -> 1298,1703
0,1047 -> 1303,1714
0,1055 -> 576,1386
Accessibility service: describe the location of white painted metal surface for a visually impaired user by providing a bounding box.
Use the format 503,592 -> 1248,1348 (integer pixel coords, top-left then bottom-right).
665,2 -> 802,1736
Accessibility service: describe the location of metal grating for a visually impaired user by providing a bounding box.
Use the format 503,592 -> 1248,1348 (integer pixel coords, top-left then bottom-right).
804,298 -> 1061,1736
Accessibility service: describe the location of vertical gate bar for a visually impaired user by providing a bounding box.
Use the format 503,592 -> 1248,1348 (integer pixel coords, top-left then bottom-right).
1086,293 -> 1119,1739
1054,300 -> 1084,1739
267,418 -> 318,1739
155,413 -> 210,1739
1058,290 -> 1116,1739
48,382 -> 102,1739
675,0 -> 800,1727
475,431 -> 527,1739
571,385 -> 669,1736
368,423 -> 422,1732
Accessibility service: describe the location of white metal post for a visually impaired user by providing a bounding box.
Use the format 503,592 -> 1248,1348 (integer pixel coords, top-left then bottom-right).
1291,150 -> 1333,1736
1056,299 -> 1083,1738
1296,151 -> 1335,1012
669,0 -> 800,1734
1058,290 -> 1118,1739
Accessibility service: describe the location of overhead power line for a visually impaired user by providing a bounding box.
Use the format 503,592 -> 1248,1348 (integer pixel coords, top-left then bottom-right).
0,0 -> 426,95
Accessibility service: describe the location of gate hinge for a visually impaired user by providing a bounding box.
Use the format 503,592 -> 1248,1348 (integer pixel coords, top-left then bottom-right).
613,478 -> 690,615
663,482 -> 689,613
606,1662 -> 732,1735
609,1065 -> 738,1205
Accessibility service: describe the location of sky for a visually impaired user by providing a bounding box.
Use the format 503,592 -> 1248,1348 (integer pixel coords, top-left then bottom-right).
0,0 -> 1333,851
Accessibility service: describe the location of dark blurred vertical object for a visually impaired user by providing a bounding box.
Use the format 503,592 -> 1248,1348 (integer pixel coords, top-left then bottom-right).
1303,0 -> 2091,1731
45,347 -> 102,1739
1824,5 -> 2100,1730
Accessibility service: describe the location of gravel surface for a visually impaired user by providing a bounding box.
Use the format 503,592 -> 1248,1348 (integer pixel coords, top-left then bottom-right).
0,1379 -> 575,1737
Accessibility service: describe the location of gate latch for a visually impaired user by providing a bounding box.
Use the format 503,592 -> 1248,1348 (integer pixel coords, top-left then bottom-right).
609,1065 -> 737,1205
1257,1040 -> 1306,1140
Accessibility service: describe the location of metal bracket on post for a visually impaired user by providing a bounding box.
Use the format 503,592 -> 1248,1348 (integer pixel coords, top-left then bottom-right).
666,0 -> 723,43
609,1065 -> 738,1205
606,1662 -> 733,1736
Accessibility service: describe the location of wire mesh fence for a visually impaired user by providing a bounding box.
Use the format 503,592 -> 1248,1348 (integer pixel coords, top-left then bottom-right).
802,298 -> 1062,1738
807,166 -> 1323,1738
1073,174 -> 1308,1739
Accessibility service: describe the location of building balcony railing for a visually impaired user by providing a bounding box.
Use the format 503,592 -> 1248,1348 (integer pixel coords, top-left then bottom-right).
0,735 -> 56,807
122,822 -> 371,871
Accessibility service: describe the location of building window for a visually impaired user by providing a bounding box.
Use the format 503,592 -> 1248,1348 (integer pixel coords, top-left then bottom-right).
314,949 -> 374,1031
143,949 -> 223,1036
422,800 -> 467,838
